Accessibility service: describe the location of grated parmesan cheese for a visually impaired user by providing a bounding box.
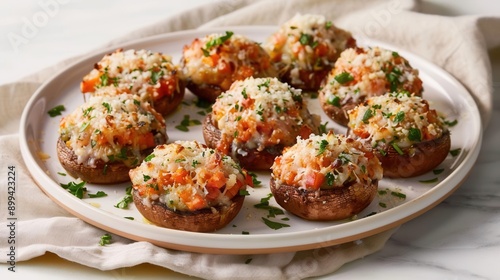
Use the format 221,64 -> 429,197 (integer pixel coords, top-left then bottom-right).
181,32 -> 277,91
347,92 -> 447,149
81,49 -> 181,103
320,46 -> 423,106
211,77 -> 321,155
264,13 -> 355,85
271,131 -> 383,190
58,94 -> 166,167
129,141 -> 252,212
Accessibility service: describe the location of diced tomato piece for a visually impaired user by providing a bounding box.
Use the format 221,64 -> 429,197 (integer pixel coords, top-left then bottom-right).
353,128 -> 370,139
172,168 -> 189,185
211,53 -> 220,65
314,43 -> 329,57
156,78 -> 175,99
205,187 -> 221,201
180,191 -> 207,211
80,74 -> 101,93
138,132 -> 156,149
206,170 -> 226,189
224,184 -> 240,199
305,171 -> 324,190
298,125 -> 313,139
158,171 -> 172,186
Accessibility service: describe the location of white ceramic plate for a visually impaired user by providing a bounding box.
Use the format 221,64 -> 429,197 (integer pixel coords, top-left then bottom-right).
19,26 -> 482,254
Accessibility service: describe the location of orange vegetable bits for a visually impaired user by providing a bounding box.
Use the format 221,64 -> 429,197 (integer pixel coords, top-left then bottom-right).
180,31 -> 278,102
263,13 -> 356,92
318,46 -> 423,125
80,49 -> 185,115
347,91 -> 451,178
271,131 -> 383,191
129,141 -> 253,213
58,94 -> 167,169
204,77 -> 322,170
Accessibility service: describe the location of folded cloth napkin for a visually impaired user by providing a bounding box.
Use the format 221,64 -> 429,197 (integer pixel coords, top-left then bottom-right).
1,0 -> 499,279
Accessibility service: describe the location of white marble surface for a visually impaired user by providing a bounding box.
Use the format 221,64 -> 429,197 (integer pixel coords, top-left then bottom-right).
1,0 -> 499,279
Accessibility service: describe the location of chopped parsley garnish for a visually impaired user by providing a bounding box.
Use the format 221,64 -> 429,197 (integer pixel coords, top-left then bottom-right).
362,109 -> 373,123
57,172 -> 66,176
408,128 -> 422,142
150,69 -> 163,84
450,148 -> 461,157
124,217 -> 134,220
379,202 -> 387,208
299,33 -> 314,46
325,21 -> 332,29
249,172 -> 261,187
80,122 -> 90,132
392,51 -> 400,57
143,174 -> 151,182
444,119 -> 458,127
327,95 -> 341,107
254,193 -> 284,217
317,139 -> 329,156
325,172 -> 335,186
99,233 -> 112,246
60,181 -> 87,199
102,102 -> 112,113
275,105 -> 282,113
386,68 -> 402,92
319,121 -> 328,134
390,191 -> 406,199
334,72 -> 354,84
420,177 -> 439,183
256,104 -> 264,120
48,105 -> 66,117
115,186 -> 133,209
175,114 -> 201,132
338,152 -> 351,165
100,71 -> 109,87
241,87 -> 248,99
257,79 -> 270,90
262,217 -> 290,230
144,154 -> 155,162
391,142 -> 404,155
88,191 -> 107,198
117,147 -> 128,160
82,106 -> 94,117
239,189 -> 250,196
394,111 -> 405,123
202,31 -> 234,56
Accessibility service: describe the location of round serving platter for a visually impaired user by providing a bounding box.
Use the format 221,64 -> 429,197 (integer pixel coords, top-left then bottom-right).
19,26 -> 481,254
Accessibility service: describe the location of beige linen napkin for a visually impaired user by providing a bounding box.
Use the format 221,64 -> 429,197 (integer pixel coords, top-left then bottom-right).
1,0 -> 499,279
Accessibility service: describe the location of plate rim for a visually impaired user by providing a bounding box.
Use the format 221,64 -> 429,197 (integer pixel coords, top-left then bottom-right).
19,25 -> 483,254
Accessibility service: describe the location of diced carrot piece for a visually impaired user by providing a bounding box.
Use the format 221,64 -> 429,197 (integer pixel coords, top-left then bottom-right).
305,171 -> 324,190
138,132 -> 156,149
80,74 -> 101,93
314,43 -> 329,57
173,168 -> 189,185
206,187 -> 221,201
206,170 -> 226,189
180,190 -> 207,211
